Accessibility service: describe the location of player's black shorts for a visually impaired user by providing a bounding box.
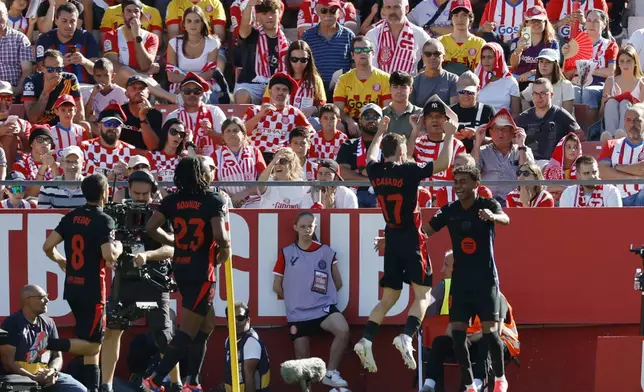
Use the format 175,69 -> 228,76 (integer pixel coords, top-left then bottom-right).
177,280 -> 215,317
288,305 -> 340,341
380,228 -> 432,290
67,298 -> 105,343
450,285 -> 501,323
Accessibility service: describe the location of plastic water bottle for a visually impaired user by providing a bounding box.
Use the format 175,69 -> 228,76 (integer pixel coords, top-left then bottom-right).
635,269 -> 642,291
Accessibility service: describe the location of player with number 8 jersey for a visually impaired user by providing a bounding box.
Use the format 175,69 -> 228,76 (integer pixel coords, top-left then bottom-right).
355,97 -> 458,374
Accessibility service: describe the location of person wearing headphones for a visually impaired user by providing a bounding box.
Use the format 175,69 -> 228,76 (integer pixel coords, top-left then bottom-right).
99,169 -> 181,392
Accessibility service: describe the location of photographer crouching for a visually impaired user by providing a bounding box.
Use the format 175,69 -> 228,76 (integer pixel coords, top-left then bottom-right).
99,170 -> 181,392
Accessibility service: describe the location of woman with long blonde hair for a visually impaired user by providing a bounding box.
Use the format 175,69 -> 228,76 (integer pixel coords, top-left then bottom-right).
256,148 -> 318,209
600,45 -> 644,141
505,162 -> 555,207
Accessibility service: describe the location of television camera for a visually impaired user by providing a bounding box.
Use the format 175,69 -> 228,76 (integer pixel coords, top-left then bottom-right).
104,201 -> 177,328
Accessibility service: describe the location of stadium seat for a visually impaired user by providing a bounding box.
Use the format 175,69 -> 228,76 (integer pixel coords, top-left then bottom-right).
217,104 -> 251,119
582,141 -> 603,159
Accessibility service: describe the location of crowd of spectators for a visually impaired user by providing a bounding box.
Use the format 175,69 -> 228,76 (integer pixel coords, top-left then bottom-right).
0,0 -> 641,208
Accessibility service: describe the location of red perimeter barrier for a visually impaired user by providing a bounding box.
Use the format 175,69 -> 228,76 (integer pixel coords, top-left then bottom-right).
0,208 -> 642,391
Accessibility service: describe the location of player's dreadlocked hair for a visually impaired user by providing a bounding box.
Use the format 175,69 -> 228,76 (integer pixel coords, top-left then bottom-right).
174,156 -> 210,195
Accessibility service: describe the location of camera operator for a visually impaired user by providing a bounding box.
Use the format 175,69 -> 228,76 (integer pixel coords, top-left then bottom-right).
100,169 -> 181,392
42,174 -> 124,392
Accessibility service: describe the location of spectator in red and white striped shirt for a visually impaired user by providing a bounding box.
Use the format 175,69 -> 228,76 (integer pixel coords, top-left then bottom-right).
212,117 -> 266,208
11,126 -> 59,196
289,127 -> 317,180
505,162 -> 554,207
308,104 -> 347,161
0,81 -> 30,166
50,94 -> 87,158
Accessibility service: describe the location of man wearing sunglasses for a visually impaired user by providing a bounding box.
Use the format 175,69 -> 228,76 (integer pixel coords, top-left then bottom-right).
365,0 -> 430,75
166,72 -> 226,156
0,81 -> 30,167
119,75 -> 164,150
23,49 -> 85,126
0,285 -> 86,391
224,302 -> 271,392
0,172 -> 37,208
333,36 -> 391,137
11,126 -> 59,197
410,38 -> 459,108
450,71 -> 495,153
81,104 -> 135,179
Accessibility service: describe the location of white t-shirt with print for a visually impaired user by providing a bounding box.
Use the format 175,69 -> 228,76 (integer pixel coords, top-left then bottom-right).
478,77 -> 520,112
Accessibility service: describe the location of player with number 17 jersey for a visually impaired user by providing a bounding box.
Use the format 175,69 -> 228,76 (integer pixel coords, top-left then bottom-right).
55,205 -> 116,304
158,191 -> 227,283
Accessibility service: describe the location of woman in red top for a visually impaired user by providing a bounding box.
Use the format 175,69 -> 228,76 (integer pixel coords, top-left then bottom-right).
505,162 -> 554,207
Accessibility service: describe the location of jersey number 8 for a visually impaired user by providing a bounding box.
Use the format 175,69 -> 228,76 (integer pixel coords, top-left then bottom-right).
71,234 -> 85,270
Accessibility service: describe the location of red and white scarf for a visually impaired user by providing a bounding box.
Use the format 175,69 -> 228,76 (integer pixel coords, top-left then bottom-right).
254,26 -> 289,84
215,145 -> 261,203
293,79 -> 316,109
474,42 -> 512,89
543,133 -> 582,181
356,137 -> 369,168
375,20 -> 417,74
177,104 -> 220,156
166,61 -> 219,94
575,185 -> 605,207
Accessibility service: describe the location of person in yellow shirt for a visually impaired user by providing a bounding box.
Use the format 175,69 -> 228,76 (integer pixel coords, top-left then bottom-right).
438,0 -> 485,75
332,36 -> 391,138
166,0 -> 226,40
99,3 -> 163,43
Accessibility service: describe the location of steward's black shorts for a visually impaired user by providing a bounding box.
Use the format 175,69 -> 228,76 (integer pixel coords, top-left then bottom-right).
450,285 -> 501,323
288,305 -> 340,340
68,298 -> 105,343
177,280 -> 215,317
380,228 -> 432,290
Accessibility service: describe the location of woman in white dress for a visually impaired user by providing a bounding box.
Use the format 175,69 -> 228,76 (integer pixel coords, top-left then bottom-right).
166,6 -> 221,102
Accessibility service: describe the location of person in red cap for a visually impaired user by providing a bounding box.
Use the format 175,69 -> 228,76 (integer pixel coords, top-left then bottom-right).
297,0 -> 357,38
365,0 -> 430,76
439,0 -> 486,75
478,0 -> 544,44
51,94 -> 88,157
509,5 -> 559,90
80,104 -> 135,180
243,72 -> 312,163
472,108 -> 533,201
166,72 -> 227,156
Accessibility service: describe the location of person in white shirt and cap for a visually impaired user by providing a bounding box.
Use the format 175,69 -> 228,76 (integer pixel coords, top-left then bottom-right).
38,145 -> 87,209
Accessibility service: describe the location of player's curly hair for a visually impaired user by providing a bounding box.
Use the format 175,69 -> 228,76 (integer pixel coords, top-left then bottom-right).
174,156 -> 210,195
453,164 -> 481,182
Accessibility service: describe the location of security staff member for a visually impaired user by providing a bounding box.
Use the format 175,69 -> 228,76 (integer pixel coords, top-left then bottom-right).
43,174 -> 124,392
99,170 -> 181,392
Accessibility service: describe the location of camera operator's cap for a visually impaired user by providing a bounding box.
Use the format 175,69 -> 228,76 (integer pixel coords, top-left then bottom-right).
98,103 -> 128,125
422,94 -> 458,123
537,48 -> 560,63
0,81 -> 13,95
54,94 -> 76,109
62,145 -> 83,159
485,108 -> 518,130
127,155 -> 151,169
127,75 -> 148,88
121,0 -> 144,10
525,5 -> 547,20
318,159 -> 344,181
28,125 -> 54,147
128,169 -> 157,187
360,103 -> 383,118
450,0 -> 472,14
181,72 -> 210,92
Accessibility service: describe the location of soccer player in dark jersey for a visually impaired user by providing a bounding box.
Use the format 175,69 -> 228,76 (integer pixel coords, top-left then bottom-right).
425,165 -> 510,392
142,156 -> 231,392
354,98 -> 458,373
42,174 -> 124,392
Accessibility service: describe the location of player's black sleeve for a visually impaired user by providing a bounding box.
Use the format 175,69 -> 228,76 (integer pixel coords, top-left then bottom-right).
485,198 -> 504,215
54,215 -> 67,239
157,196 -> 172,218
97,215 -> 116,246
365,160 -> 379,178
429,206 -> 449,232
208,192 -> 227,218
412,161 -> 435,181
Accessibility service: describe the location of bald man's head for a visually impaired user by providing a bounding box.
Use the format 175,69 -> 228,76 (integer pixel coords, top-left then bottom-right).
20,285 -> 48,315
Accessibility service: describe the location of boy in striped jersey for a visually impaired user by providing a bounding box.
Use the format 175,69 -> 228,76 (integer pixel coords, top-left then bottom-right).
51,94 -> 87,158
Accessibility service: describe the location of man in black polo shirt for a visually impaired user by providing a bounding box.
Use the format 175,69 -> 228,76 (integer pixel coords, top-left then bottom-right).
120,76 -> 163,150
0,284 -> 86,391
425,164 -> 510,392
450,71 -> 495,153
23,49 -> 85,126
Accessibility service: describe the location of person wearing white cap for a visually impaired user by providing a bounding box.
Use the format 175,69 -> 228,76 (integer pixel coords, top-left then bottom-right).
38,146 -> 87,209
520,48 -> 574,115
450,72 -> 495,153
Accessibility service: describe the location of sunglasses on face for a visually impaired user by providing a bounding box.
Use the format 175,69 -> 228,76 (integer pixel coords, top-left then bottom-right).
9,185 -> 24,194
458,89 -> 476,95
276,158 -> 291,165
34,136 -> 52,145
0,96 -> 13,103
289,56 -> 309,63
45,66 -> 65,73
102,120 -> 122,128
353,47 -> 373,54
319,6 -> 339,14
169,128 -> 186,137
424,51 -> 442,58
362,114 -> 381,121
182,88 -> 203,96
516,170 -> 533,177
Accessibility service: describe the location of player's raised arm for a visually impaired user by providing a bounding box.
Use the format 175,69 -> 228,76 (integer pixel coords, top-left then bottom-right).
433,120 -> 457,174
367,116 -> 391,163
